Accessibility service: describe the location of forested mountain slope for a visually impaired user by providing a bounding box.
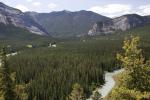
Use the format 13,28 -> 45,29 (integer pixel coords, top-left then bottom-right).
26,10 -> 111,37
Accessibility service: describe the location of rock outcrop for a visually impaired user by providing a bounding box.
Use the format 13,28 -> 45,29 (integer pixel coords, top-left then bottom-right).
0,2 -> 48,35
88,14 -> 150,35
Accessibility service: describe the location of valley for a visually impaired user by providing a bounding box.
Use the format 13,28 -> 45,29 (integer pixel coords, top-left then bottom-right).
0,1 -> 150,100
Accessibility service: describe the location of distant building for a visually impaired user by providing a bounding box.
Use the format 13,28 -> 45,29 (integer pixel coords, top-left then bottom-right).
48,42 -> 57,48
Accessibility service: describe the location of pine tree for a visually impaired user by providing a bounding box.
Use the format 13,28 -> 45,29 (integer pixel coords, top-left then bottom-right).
0,48 -> 16,100
92,91 -> 102,100
67,83 -> 86,100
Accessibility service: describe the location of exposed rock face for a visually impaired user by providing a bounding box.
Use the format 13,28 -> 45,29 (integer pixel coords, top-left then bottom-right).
88,14 -> 150,35
0,2 -> 48,35
26,10 -> 111,37
1,2 -> 150,37
88,21 -> 114,35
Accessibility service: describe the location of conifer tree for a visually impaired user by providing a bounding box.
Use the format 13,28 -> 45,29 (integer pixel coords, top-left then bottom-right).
0,48 -> 16,100
110,36 -> 150,99
68,83 -> 86,100
117,36 -> 150,91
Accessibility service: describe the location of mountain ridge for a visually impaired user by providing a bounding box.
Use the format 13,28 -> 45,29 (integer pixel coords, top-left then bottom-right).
0,2 -> 150,38
26,10 -> 111,37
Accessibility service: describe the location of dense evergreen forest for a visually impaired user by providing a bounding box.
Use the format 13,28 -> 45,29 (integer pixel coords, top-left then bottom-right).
0,25 -> 150,100
8,40 -> 121,100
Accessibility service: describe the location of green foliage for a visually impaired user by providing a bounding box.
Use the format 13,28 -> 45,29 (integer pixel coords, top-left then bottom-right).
110,36 -> 150,100
67,83 -> 86,100
117,36 -> 150,91
111,87 -> 142,100
89,83 -> 97,92
111,86 -> 150,100
92,91 -> 102,100
15,84 -> 29,100
0,48 -> 16,100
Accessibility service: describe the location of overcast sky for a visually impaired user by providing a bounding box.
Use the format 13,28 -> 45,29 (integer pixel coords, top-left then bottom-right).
0,0 -> 150,17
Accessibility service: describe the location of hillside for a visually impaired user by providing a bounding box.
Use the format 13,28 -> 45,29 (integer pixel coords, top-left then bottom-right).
0,23 -> 53,51
26,10 -> 111,37
0,2 -> 48,35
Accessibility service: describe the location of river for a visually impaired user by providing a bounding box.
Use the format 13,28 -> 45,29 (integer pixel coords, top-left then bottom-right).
87,69 -> 124,100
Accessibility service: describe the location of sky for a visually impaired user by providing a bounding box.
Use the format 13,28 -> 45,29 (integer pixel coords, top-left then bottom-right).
0,0 -> 150,17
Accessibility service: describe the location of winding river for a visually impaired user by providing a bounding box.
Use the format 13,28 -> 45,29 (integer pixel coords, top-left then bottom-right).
87,69 -> 124,100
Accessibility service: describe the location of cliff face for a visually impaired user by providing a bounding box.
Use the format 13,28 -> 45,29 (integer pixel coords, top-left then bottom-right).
88,14 -> 150,35
0,2 -> 48,35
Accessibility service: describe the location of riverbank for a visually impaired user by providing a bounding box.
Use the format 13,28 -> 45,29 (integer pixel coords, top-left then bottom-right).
87,69 -> 124,100
104,69 -> 124,100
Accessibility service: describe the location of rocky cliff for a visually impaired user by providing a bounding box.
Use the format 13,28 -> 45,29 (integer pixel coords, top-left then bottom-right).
0,2 -> 48,35
88,14 -> 150,35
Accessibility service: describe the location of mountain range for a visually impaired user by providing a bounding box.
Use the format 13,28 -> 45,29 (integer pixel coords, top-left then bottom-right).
0,2 -> 150,38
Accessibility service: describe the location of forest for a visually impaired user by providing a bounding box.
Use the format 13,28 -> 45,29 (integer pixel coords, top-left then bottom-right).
0,25 -> 150,100
7,39 -> 121,100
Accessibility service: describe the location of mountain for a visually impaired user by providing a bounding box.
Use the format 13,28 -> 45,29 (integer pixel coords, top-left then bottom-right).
1,2 -> 150,38
0,2 -> 48,35
26,10 -> 111,37
88,14 -> 150,35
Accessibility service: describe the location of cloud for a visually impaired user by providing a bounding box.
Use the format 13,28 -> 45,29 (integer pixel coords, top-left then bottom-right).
32,2 -> 42,6
89,4 -> 132,17
48,3 -> 57,10
137,4 -> 150,16
15,4 -> 29,12
27,0 -> 33,2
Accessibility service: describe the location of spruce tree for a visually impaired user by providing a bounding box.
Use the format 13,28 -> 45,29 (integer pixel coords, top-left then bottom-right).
68,83 -> 86,100
0,48 -> 16,100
